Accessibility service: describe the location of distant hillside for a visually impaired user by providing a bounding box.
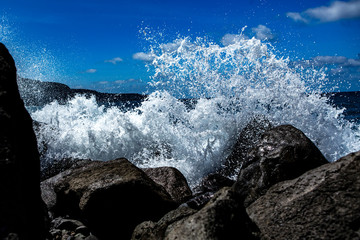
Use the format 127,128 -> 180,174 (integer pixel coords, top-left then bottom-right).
17,77 -> 146,106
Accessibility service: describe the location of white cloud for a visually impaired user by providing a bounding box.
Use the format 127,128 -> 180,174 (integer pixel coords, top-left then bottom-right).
105,57 -> 123,64
252,25 -> 275,41
114,79 -> 138,84
133,39 -> 196,62
85,69 -> 97,73
132,52 -> 155,62
114,80 -> 126,84
306,0 -> 360,22
295,55 -> 360,68
159,39 -> 195,52
95,79 -> 140,85
160,42 -> 181,52
346,58 -> 360,67
330,67 -> 345,74
221,33 -> 249,46
287,0 -> 360,23
98,81 -> 109,84
311,56 -> 360,67
286,12 -> 309,23
312,56 -> 348,65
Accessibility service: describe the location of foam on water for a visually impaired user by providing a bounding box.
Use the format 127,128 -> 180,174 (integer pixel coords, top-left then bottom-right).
30,34 -> 360,185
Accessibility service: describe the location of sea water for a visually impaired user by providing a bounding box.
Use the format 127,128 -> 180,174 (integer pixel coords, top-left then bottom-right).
29,35 -> 360,185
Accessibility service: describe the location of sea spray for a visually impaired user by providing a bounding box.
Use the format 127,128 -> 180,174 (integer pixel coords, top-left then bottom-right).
145,34 -> 359,160
32,92 -> 240,185
1,15 -> 71,86
30,35 -> 360,185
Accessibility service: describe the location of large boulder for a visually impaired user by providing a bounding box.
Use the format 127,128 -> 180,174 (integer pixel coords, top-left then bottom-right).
247,150 -> 360,240
163,187 -> 259,240
233,124 -> 328,207
142,167 -> 193,204
53,158 -> 177,239
0,43 -> 48,239
133,187 -> 259,240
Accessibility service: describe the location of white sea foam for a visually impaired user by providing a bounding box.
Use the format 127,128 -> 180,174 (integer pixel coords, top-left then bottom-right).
30,35 -> 360,185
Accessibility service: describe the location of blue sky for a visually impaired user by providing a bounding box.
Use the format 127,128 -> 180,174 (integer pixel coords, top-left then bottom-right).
0,0 -> 360,93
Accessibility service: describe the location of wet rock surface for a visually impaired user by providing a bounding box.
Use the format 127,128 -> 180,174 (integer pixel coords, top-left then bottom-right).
247,150 -> 360,240
133,187 -> 259,240
164,187 -> 259,240
233,124 -> 328,207
52,158 -> 177,239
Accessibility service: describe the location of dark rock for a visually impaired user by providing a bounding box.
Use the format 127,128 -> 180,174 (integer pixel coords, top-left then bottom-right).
49,217 -> 90,240
74,233 -> 87,240
52,217 -> 85,231
4,233 -> 20,240
17,77 -> 146,107
233,124 -> 328,207
142,167 -> 193,204
33,120 -> 49,165
41,159 -> 93,217
54,158 -> 177,239
0,43 -> 48,239
186,173 -> 235,209
84,234 -> 100,240
49,229 -> 62,239
164,187 -> 259,240
132,187 -> 259,240
194,173 -> 235,193
220,116 -> 272,178
75,226 -> 90,236
185,191 -> 216,210
247,150 -> 360,240
131,207 -> 197,240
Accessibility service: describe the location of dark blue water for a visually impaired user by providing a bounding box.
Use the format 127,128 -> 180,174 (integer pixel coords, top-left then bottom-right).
328,91 -> 360,123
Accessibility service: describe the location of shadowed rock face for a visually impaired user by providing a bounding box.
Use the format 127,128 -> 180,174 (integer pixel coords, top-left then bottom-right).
186,173 -> 235,210
233,124 -> 328,207
247,150 -> 360,240
53,158 -> 178,240
0,43 -> 48,239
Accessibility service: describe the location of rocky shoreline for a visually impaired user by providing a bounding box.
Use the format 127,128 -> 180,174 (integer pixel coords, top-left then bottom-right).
1,42 -> 360,239
17,77 -> 146,107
